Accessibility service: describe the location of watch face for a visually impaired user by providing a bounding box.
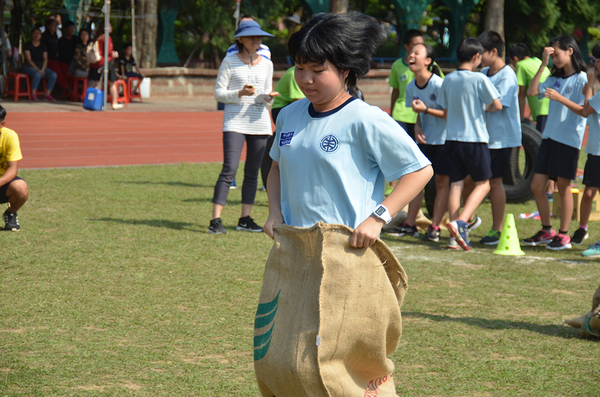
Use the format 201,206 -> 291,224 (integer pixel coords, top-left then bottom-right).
375,206 -> 386,216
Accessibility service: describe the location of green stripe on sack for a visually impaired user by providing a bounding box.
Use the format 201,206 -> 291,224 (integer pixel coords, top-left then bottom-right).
255,291 -> 280,318
254,291 -> 280,361
254,323 -> 274,361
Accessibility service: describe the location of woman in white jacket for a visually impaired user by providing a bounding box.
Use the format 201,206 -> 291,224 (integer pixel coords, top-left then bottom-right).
210,20 -> 279,235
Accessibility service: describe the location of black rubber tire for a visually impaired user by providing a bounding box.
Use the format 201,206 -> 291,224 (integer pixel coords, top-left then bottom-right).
422,122 -> 543,213
505,123 -> 543,203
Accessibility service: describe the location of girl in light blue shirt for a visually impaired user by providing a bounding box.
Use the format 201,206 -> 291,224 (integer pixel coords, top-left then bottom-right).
264,13 -> 432,248
525,35 -> 588,250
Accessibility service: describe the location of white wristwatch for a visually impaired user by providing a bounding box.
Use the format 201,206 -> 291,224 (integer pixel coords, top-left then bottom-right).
372,204 -> 392,224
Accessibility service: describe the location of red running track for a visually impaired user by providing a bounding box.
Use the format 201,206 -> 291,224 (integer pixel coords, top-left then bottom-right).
10,112 -> 231,169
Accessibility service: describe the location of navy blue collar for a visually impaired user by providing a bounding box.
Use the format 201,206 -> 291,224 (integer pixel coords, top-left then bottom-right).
309,97 -> 356,118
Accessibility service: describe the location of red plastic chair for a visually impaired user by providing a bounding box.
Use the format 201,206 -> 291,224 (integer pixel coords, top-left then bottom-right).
127,77 -> 142,102
106,79 -> 129,106
4,73 -> 31,101
70,77 -> 88,102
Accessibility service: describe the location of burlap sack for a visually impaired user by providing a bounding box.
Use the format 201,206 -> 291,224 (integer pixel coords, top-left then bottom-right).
254,222 -> 407,397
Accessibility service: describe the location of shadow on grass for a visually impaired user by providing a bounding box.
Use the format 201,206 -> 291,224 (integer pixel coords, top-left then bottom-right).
404,312 -> 578,339
90,218 -> 203,232
183,198 -> 268,207
118,181 -> 214,188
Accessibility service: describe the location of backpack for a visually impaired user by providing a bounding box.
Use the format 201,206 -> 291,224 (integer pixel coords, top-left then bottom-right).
85,41 -> 102,64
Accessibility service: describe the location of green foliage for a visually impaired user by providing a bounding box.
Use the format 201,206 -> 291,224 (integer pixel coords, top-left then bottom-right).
504,0 -> 560,56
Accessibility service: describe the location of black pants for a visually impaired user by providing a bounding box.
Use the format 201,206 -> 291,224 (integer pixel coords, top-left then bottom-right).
212,131 -> 269,206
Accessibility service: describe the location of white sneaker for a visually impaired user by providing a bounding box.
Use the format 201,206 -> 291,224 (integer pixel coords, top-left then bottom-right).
447,237 -> 460,250
112,103 -> 124,110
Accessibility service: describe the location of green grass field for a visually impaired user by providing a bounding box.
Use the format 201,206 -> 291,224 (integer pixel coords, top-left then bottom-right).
1,163 -> 598,396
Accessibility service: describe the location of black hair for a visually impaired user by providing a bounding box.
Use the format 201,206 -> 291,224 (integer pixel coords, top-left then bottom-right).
288,13 -> 384,89
64,20 -> 75,28
415,43 -> 442,77
31,27 -> 41,34
548,35 -> 587,77
509,43 -> 530,60
45,17 -> 56,27
240,14 -> 257,21
123,43 -> 132,50
0,105 -> 6,122
456,37 -> 484,63
591,42 -> 600,59
403,29 -> 423,45
477,30 -> 504,57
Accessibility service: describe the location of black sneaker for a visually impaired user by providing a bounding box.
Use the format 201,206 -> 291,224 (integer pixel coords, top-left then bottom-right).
3,210 -> 20,231
209,218 -> 228,234
236,216 -> 263,232
385,222 -> 419,237
423,225 -> 440,242
570,228 -> 589,245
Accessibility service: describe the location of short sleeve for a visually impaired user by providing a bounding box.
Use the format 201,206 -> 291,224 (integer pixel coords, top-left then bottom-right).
589,91 -> 600,114
3,129 -> 23,162
478,76 -> 500,105
438,80 -> 448,109
515,63 -> 526,86
364,112 -> 431,182
495,71 -> 518,107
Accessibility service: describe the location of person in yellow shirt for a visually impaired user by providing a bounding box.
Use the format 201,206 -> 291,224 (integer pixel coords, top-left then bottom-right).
0,106 -> 29,231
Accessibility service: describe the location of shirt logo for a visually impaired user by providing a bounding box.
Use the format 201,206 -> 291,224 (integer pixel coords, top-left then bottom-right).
565,86 -> 573,94
398,74 -> 408,82
320,135 -> 340,153
430,94 -> 437,101
553,81 -> 561,89
279,131 -> 295,146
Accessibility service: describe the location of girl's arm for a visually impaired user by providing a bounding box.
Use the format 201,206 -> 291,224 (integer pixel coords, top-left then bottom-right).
351,165 -> 433,248
486,98 -> 503,113
544,86 -> 595,117
411,99 -> 445,119
264,161 -> 284,239
527,47 -> 553,97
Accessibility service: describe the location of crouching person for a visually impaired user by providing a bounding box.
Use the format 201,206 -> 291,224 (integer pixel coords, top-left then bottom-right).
0,105 -> 29,231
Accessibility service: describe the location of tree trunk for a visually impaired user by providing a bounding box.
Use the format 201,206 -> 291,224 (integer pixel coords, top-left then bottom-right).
136,0 -> 158,68
329,0 -> 348,13
484,0 -> 505,38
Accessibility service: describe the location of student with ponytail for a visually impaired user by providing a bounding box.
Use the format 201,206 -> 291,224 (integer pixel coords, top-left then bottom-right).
387,43 -> 449,243
524,35 -> 588,250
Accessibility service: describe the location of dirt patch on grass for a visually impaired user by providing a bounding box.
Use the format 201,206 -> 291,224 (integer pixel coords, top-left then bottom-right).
450,260 -> 484,270
74,385 -> 110,391
0,326 -> 49,334
550,289 -> 578,296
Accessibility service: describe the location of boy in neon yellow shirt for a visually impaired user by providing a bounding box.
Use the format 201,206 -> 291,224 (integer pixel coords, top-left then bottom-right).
509,43 -> 551,132
0,105 -> 29,231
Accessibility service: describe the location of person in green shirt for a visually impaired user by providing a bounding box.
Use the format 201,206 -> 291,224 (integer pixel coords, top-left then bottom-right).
389,29 -> 424,139
509,43 -> 551,133
261,66 -> 305,188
